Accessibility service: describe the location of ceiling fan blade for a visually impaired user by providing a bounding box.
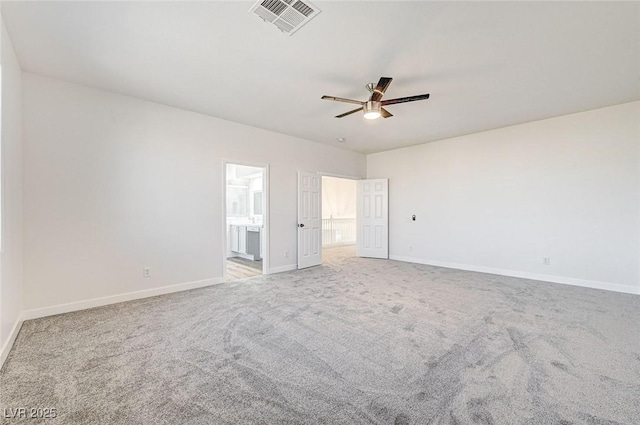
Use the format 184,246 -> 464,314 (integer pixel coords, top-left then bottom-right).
370,77 -> 393,102
380,108 -> 393,118
321,95 -> 364,106
381,93 -> 430,106
335,107 -> 363,118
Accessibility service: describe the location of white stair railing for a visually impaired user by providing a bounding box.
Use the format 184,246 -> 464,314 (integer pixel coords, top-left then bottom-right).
322,216 -> 356,246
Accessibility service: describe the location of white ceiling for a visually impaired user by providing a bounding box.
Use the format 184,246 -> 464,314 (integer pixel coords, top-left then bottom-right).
2,1 -> 639,154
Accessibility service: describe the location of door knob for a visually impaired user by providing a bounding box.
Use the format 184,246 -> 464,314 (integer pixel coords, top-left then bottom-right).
299,223 -> 305,227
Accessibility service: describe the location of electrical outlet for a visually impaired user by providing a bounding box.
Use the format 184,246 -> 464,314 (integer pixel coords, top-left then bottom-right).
543,257 -> 550,266
284,250 -> 289,258
143,267 -> 151,278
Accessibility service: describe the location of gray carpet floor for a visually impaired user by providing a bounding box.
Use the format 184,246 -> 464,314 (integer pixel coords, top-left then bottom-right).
1,246 -> 639,424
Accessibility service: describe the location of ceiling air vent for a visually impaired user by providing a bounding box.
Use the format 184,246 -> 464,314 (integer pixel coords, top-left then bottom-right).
249,0 -> 320,35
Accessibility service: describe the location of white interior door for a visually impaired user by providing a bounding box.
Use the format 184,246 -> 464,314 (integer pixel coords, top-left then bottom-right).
298,171 -> 322,269
357,179 -> 389,259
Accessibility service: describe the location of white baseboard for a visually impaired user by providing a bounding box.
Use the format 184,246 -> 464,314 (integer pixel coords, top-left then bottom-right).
268,264 -> 297,274
21,277 -> 225,321
389,255 -> 640,296
1,317 -> 23,370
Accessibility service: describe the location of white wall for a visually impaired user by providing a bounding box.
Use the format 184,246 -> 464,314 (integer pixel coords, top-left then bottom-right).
22,73 -> 365,314
322,176 -> 356,219
367,102 -> 640,294
0,16 -> 24,366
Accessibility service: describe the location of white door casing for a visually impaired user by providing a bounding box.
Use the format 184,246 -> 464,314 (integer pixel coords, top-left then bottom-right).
298,171 -> 322,269
357,179 -> 389,259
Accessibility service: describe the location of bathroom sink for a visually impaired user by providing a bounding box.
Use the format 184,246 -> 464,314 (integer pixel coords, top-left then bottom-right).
230,221 -> 262,227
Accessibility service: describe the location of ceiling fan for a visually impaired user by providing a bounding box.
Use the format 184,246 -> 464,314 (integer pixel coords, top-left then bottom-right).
321,77 -> 430,120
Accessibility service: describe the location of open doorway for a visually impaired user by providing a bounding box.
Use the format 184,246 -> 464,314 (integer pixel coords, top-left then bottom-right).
224,162 -> 268,281
297,173 -> 388,269
321,176 -> 357,265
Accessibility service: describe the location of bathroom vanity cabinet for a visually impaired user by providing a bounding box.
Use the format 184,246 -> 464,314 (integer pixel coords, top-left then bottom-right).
230,225 -> 262,260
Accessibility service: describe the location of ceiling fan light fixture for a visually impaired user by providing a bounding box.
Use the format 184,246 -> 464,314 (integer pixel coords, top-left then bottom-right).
363,101 -> 381,120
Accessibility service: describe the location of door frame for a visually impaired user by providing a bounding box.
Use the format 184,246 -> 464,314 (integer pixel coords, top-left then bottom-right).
222,159 -> 270,280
